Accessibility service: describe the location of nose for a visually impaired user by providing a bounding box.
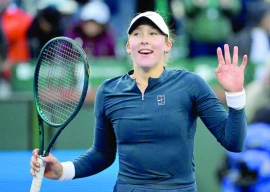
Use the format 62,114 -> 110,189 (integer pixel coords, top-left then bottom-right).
141,35 -> 149,45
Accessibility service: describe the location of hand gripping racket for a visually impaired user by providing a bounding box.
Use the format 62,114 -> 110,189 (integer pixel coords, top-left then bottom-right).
30,37 -> 90,192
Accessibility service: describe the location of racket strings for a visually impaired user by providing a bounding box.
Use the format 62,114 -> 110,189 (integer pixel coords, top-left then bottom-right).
43,46 -> 84,96
37,40 -> 86,125
39,92 -> 78,115
38,70 -> 83,99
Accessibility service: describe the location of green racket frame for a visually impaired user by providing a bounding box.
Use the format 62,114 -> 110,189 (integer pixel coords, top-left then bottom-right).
33,37 -> 90,157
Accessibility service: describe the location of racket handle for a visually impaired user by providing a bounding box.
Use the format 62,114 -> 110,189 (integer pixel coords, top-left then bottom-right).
30,156 -> 46,192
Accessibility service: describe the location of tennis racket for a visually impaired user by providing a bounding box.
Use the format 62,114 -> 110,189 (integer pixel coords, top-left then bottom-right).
30,37 -> 90,192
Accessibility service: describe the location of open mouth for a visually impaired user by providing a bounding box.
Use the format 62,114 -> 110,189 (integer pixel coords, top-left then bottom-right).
138,49 -> 153,55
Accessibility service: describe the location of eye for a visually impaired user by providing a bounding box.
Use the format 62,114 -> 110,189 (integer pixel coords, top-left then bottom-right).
133,32 -> 140,36
150,32 -> 158,35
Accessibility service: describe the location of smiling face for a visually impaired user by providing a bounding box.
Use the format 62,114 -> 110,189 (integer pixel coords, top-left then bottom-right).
126,23 -> 172,70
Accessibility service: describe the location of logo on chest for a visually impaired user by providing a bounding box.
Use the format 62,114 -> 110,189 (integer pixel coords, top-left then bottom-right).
157,94 -> 165,105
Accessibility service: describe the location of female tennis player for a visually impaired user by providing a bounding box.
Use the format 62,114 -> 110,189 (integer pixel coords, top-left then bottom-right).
30,11 -> 248,192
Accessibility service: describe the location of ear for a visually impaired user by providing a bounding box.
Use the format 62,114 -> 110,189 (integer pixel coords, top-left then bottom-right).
165,40 -> 172,53
126,42 -> 131,54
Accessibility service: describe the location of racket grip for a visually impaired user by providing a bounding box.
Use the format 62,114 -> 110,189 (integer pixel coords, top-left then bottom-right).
30,156 -> 46,192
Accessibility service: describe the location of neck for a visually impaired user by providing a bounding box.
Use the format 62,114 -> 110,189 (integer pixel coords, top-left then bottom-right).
131,65 -> 164,85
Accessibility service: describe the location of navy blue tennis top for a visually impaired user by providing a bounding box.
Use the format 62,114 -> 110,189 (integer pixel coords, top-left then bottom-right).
73,68 -> 247,190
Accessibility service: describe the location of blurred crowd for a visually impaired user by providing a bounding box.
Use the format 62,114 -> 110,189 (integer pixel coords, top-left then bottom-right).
0,0 -> 270,87
0,0 -> 269,191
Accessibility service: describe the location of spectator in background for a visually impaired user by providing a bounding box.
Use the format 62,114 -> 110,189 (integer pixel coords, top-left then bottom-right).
229,0 -> 257,34
66,0 -> 116,58
217,106 -> 270,192
183,0 -> 241,58
72,0 -> 89,24
228,2 -> 270,80
246,2 -> 270,67
27,5 -> 64,59
0,0 -> 33,81
35,0 -> 78,39
245,53 -> 270,124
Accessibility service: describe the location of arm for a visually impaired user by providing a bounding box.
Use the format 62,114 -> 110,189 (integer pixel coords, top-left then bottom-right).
189,44 -> 248,152
212,44 -> 248,152
59,82 -> 117,180
206,91 -> 247,152
189,74 -> 247,152
73,117 -> 116,178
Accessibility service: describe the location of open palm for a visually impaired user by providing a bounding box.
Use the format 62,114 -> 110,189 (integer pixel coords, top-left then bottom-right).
216,44 -> 248,92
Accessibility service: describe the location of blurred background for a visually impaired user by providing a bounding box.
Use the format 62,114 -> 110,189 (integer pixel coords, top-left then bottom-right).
0,0 -> 270,191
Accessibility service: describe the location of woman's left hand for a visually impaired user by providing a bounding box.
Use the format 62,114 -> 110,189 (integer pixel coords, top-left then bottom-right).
215,44 -> 248,92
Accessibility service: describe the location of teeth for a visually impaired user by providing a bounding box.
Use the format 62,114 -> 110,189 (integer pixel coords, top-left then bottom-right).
139,50 -> 152,54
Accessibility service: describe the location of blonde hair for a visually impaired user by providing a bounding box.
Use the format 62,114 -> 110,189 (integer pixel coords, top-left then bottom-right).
164,29 -> 176,66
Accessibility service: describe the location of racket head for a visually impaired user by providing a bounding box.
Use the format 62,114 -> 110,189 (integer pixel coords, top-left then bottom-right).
33,37 -> 90,127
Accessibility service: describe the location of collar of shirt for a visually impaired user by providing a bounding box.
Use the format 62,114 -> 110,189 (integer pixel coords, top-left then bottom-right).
126,67 -> 170,90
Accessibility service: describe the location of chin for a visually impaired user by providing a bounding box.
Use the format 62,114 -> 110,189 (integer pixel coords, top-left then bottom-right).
138,64 -> 156,69
136,60 -> 158,68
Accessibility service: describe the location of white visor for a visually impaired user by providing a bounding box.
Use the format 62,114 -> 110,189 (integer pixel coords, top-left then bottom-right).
127,11 -> 169,38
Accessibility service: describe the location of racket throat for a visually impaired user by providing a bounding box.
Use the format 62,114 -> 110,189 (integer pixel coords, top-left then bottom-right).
38,116 -> 45,156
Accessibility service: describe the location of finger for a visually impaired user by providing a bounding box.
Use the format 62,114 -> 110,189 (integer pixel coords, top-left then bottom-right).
41,156 -> 48,162
240,55 -> 248,70
224,44 -> 231,65
217,47 -> 225,65
30,168 -> 36,176
30,160 -> 40,172
31,156 -> 40,168
32,148 -> 39,156
30,161 -> 39,171
42,155 -> 55,163
31,154 -> 39,164
232,46 -> 238,66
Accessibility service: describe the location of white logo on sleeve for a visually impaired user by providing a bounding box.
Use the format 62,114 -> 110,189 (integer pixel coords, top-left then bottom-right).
157,94 -> 165,105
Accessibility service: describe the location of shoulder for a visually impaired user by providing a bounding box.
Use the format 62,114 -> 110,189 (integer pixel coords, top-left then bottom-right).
167,69 -> 212,97
169,69 -> 205,83
96,74 -> 126,95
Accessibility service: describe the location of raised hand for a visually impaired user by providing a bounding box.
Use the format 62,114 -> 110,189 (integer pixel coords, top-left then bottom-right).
216,44 -> 248,92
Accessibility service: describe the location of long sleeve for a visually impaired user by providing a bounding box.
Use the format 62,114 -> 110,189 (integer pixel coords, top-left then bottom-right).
186,73 -> 247,152
217,107 -> 247,152
73,82 -> 117,178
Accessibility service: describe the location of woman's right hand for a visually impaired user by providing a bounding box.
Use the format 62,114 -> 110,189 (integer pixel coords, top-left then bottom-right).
30,149 -> 63,180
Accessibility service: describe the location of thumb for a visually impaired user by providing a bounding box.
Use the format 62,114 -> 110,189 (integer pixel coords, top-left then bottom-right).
41,154 -> 55,163
215,64 -> 222,74
40,156 -> 49,163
